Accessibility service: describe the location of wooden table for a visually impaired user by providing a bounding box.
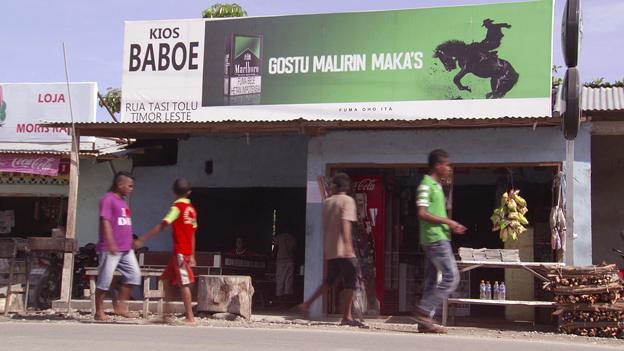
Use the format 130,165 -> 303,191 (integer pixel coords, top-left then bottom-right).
442,261 -> 565,326
85,267 -> 165,318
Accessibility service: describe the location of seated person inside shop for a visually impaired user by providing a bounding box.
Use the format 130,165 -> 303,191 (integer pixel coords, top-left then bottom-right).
229,237 -> 257,256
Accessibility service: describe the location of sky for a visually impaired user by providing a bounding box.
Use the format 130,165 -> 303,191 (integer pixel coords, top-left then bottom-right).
1,0 -> 623,120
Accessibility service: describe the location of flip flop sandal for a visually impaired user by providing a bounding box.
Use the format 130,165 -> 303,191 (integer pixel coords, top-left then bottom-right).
297,304 -> 311,320
339,318 -> 370,329
418,323 -> 447,334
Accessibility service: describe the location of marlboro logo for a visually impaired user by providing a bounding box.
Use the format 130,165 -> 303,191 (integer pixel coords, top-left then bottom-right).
224,34 -> 263,96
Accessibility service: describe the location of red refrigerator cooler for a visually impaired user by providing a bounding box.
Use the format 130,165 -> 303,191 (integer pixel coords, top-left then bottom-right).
352,175 -> 390,314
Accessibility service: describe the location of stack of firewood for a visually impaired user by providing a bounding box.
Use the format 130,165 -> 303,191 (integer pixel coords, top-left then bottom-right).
544,264 -> 624,338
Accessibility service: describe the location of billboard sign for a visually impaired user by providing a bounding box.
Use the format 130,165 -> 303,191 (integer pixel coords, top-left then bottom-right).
0,83 -> 97,142
121,0 -> 553,122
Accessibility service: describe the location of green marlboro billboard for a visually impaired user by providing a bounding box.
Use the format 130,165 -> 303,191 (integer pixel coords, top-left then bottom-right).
122,0 -> 554,122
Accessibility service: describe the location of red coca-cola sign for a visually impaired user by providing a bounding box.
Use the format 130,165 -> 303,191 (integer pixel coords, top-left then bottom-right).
353,178 -> 377,192
0,155 -> 60,176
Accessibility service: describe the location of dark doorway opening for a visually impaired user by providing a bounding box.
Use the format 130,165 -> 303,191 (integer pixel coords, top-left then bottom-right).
190,187 -> 306,308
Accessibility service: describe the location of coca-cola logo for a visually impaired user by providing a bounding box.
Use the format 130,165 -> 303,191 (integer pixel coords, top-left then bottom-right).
354,178 -> 377,192
11,157 -> 56,170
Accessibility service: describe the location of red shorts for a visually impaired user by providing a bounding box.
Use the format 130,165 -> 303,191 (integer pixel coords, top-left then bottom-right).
161,254 -> 195,286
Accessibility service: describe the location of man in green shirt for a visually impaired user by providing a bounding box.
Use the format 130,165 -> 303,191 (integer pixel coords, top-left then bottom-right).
413,149 -> 467,333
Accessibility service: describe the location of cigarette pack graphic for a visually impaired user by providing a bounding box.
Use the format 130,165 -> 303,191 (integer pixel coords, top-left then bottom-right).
224,34 -> 263,96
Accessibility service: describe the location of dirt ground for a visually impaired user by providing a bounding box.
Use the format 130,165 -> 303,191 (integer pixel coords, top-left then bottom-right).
1,309 -> 623,347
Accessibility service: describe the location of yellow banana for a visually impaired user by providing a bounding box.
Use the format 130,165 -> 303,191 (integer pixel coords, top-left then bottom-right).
513,191 -> 527,207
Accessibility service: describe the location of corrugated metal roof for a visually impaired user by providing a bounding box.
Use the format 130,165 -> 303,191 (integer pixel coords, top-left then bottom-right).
554,86 -> 624,113
0,138 -> 128,157
44,116 -> 551,127
582,86 -> 624,111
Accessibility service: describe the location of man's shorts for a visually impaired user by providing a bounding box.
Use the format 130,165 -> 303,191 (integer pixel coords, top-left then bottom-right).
325,257 -> 358,290
96,250 -> 142,291
161,254 -> 195,286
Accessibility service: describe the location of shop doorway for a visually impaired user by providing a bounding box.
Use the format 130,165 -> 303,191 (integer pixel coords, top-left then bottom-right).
327,164 -> 558,321
0,196 -> 67,238
190,187 -> 306,309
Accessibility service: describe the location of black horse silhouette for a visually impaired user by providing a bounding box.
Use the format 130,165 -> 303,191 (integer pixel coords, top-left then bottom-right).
433,20 -> 519,99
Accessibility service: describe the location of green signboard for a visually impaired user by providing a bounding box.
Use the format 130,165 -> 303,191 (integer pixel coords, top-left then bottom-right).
122,0 -> 554,122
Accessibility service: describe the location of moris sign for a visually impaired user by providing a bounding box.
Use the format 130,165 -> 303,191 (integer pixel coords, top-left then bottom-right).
121,0 -> 554,122
0,83 -> 97,142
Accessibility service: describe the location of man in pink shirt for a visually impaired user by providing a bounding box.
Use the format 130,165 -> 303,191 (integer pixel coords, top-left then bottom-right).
94,172 -> 141,320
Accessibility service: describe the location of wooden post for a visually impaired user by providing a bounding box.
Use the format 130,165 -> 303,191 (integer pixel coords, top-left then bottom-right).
59,129 -> 80,310
564,140 -> 575,265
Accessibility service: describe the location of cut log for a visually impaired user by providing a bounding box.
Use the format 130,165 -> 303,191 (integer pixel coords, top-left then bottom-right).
553,282 -> 624,295
196,275 -> 254,319
560,321 -> 624,329
549,264 -> 619,276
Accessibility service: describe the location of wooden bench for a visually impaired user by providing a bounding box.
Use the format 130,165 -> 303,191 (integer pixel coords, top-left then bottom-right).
442,260 -> 564,326
85,267 -> 165,318
138,251 -> 223,275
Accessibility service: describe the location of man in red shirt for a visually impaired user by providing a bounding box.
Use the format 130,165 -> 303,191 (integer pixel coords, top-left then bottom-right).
135,178 -> 198,323
229,237 -> 256,256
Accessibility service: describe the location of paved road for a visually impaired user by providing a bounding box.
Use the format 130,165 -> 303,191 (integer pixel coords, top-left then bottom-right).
0,322 -> 620,351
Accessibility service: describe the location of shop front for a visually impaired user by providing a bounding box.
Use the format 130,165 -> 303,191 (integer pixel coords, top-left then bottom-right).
0,154 -> 70,239
304,126 -> 592,318
0,82 -> 131,310
54,0 -> 576,318
128,134 -> 310,309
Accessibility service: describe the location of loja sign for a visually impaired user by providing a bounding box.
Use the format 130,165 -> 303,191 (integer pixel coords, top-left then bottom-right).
0,155 -> 60,176
0,82 -> 96,143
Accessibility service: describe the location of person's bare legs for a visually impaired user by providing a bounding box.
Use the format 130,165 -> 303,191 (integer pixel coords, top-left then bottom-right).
113,284 -> 134,317
162,281 -> 176,322
341,288 -> 354,321
179,285 -> 195,323
94,289 -> 110,321
297,283 -> 329,319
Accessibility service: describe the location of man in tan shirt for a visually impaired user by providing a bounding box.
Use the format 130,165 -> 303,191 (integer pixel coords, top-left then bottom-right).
298,173 -> 367,328
273,231 -> 296,301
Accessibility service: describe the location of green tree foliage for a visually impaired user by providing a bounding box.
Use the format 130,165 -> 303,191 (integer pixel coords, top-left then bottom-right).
553,65 -> 623,88
552,65 -> 563,87
99,87 -> 121,117
202,3 -> 247,18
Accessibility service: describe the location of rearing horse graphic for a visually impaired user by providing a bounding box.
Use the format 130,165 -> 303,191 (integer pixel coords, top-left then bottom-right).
433,19 -> 519,99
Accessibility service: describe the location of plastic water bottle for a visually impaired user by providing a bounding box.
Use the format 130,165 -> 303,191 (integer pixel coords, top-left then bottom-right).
493,281 -> 499,300
479,280 -> 486,299
485,281 -> 492,300
499,282 -> 506,301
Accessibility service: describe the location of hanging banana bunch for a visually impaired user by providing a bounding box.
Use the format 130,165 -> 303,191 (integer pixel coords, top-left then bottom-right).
490,189 -> 529,242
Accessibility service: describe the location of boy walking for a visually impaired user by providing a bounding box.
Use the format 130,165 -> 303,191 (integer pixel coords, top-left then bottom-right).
95,171 -> 142,321
135,178 -> 198,323
412,149 -> 467,333
298,173 -> 367,328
